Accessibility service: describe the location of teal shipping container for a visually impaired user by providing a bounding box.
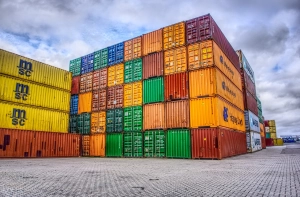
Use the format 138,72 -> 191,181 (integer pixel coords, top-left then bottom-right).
124,132 -> 143,157
166,129 -> 191,159
143,77 -> 164,104
144,130 -> 165,157
106,133 -> 123,157
69,58 -> 81,76
106,109 -> 123,132
266,132 -> 271,138
94,48 -> 108,70
78,113 -> 91,135
124,58 -> 143,83
123,106 -> 143,132
69,115 -> 78,133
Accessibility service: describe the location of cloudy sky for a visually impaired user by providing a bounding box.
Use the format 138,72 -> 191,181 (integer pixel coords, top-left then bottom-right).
1,0 -> 299,136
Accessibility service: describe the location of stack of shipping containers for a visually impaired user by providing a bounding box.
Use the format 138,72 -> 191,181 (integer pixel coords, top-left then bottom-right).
0,49 -> 80,158
257,97 -> 266,149
264,120 -> 282,146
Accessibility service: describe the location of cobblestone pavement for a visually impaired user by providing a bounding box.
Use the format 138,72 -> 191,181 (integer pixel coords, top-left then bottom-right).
1,144 -> 300,197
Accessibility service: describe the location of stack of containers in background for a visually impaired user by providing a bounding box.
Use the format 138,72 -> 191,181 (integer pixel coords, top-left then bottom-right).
264,120 -> 279,146
257,97 -> 266,149
0,49 -> 80,158
237,50 -> 262,153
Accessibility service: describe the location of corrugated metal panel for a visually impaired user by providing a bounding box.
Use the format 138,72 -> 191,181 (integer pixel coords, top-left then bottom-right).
166,100 -> 189,128
69,115 -> 77,133
190,96 -> 245,131
90,134 -> 106,157
260,123 -> 265,137
69,58 -> 81,76
108,42 -> 124,66
92,68 -> 107,90
143,77 -> 164,104
269,127 -> 276,133
0,128 -> 80,158
143,52 -> 164,79
106,108 -> 123,132
0,74 -> 70,112
166,129 -> 191,159
236,50 -> 255,83
142,29 -> 163,56
80,72 -> 93,93
77,113 -> 91,135
144,130 -> 165,157
0,49 -> 72,91
92,89 -> 106,112
124,58 -> 142,83
124,82 -> 142,107
246,131 -> 262,152
124,36 -> 142,61
165,72 -> 188,101
91,112 -> 106,134
0,101 -> 69,133
94,48 -> 108,70
266,133 -> 271,139
107,63 -> 124,87
261,136 -> 266,149
78,92 -> 92,114
71,76 -> 80,95
243,89 -> 258,116
143,103 -> 165,130
124,132 -> 143,157
81,53 -> 94,74
163,22 -> 185,50
70,95 -> 78,115
244,110 -> 260,132
268,120 -> 276,127
270,133 -> 277,139
164,46 -> 187,75
241,69 -> 256,97
124,106 -> 142,132
257,96 -> 262,111
107,85 -> 123,109
106,133 -> 123,157
266,138 -> 273,146
82,135 -> 90,156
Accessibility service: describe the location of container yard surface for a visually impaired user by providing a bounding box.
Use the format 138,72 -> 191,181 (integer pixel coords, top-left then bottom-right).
1,144 -> 300,196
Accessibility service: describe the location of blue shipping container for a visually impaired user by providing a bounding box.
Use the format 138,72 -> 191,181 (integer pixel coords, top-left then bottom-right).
108,42 -> 124,66
81,53 -> 94,74
70,95 -> 78,115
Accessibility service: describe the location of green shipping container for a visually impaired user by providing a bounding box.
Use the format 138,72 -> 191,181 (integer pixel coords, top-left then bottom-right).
143,77 -> 164,104
69,58 -> 81,76
69,115 -> 78,133
166,129 -> 191,159
266,132 -> 271,138
124,132 -> 143,157
123,106 -> 143,132
144,130 -> 165,157
106,109 -> 123,132
124,58 -> 142,83
78,113 -> 90,135
94,48 -> 108,70
258,109 -> 263,123
256,96 -> 262,111
106,133 -> 123,157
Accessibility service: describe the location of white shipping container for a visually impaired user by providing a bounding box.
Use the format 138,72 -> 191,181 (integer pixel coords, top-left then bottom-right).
265,127 -> 270,133
246,131 -> 262,153
244,110 -> 259,132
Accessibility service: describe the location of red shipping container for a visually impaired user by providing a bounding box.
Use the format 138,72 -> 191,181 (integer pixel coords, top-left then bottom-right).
93,68 -> 107,91
186,14 -> 240,71
261,136 -> 266,149
243,89 -> 258,116
143,51 -> 164,79
191,128 -> 247,160
266,138 -> 274,146
92,89 -> 107,111
71,76 -> 80,95
107,85 -> 123,109
264,120 -> 269,127
241,69 -> 256,97
165,72 -> 189,101
80,72 -> 93,93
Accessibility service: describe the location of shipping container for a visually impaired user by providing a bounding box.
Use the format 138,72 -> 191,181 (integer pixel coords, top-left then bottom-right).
108,42 -> 124,66
107,63 -> 124,87
92,68 -> 107,91
266,138 -> 274,146
70,95 -> 78,115
166,100 -> 189,128
266,132 -> 271,138
0,129 -> 80,158
81,53 -> 94,74
143,77 -> 164,104
187,40 -> 242,91
163,22 -> 185,50
90,134 -> 106,157
165,72 -> 188,101
124,106 -> 142,132
268,120 -> 276,127
261,136 -> 266,149
94,48 -> 108,70
71,76 -> 80,95
69,57 -> 81,76
69,115 -> 78,133
80,72 -> 93,93
106,108 -> 123,132
144,130 -> 165,157
124,82 -> 142,107
246,131 -> 262,153
124,132 -> 143,157
245,110 -> 260,132
236,50 -> 255,83
243,89 -> 258,116
78,92 -> 92,114
270,133 -> 277,139
166,129 -> 191,159
273,138 -> 283,146
260,123 -> 265,137
258,109 -> 263,124
0,101 -> 69,132
257,96 -> 262,111
0,49 -> 72,91
191,128 -> 247,160
124,36 -> 142,61
143,51 -> 164,79
189,67 -> 244,110
124,58 -> 142,83
77,113 -> 91,135
107,85 -> 123,109
82,135 -> 90,156
190,96 -> 245,131
264,120 -> 269,127
269,127 -> 276,133
0,74 -> 70,112
164,46 -> 187,75
185,14 -> 240,70
92,89 -> 106,112
241,69 -> 256,97
265,127 -> 270,133
91,111 -> 106,134
143,103 -> 165,130
106,133 -> 123,157
143,29 -> 163,56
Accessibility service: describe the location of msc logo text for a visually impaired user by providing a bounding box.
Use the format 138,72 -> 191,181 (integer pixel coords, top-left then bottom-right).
10,108 -> 26,126
14,83 -> 29,100
220,55 -> 234,76
18,59 -> 33,77
223,107 -> 243,125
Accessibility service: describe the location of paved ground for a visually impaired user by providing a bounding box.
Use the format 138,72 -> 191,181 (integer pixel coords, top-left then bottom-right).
0,143 -> 300,197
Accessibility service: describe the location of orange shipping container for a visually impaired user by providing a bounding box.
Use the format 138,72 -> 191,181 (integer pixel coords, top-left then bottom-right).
90,134 -> 106,157
260,123 -> 265,137
92,89 -> 106,111
142,29 -> 163,56
166,100 -> 189,128
164,46 -> 187,75
143,51 -> 164,79
188,40 -> 242,91
165,72 -> 189,101
124,36 -> 142,61
124,81 -> 142,107
107,85 -> 123,109
163,22 -> 185,50
93,68 -> 107,90
78,92 -> 92,114
108,63 -> 124,87
82,135 -> 90,156
80,72 -> 93,93
91,112 -> 106,134
143,103 -> 165,130
189,67 -> 244,110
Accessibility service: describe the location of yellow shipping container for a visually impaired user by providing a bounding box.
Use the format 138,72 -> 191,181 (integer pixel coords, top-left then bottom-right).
0,101 -> 68,132
190,96 -> 245,131
0,49 -> 71,91
108,63 -> 124,87
124,81 -> 142,107
274,138 -> 283,146
270,133 -> 277,139
189,67 -> 244,110
188,40 -> 242,91
0,74 -> 70,112
90,134 -> 106,157
91,112 -> 106,134
163,22 -> 185,50
164,46 -> 187,75
268,120 -> 276,127
269,126 -> 276,133
78,92 -> 92,114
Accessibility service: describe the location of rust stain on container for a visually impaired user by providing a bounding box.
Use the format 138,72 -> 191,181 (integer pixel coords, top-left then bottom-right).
165,72 -> 188,101
164,46 -> 187,75
92,89 -> 106,112
91,112 -> 106,134
107,85 -> 123,109
80,72 -> 93,93
90,134 -> 106,157
78,92 -> 92,114
93,68 -> 107,91
166,100 -> 189,128
143,103 -> 165,130
124,36 -> 142,61
142,29 -> 163,56
71,76 -> 80,95
143,51 -> 164,79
